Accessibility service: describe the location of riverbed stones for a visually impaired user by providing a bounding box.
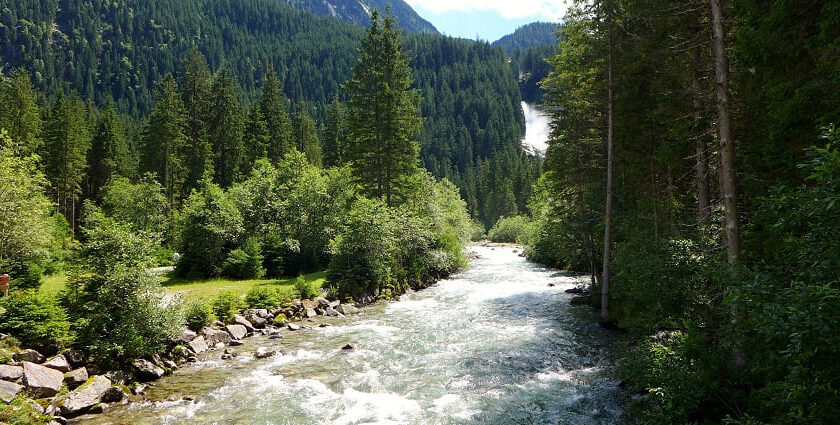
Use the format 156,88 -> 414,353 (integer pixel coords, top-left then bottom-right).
65,368 -> 88,388
336,304 -> 359,316
229,340 -> 244,346
0,364 -> 23,381
100,385 -> 125,403
22,361 -> 64,397
14,349 -> 45,363
304,308 -> 317,318
188,336 -> 208,354
248,315 -> 267,329
132,359 -> 165,381
44,354 -> 72,372
301,299 -> 317,310
323,306 -> 341,317
180,329 -> 198,343
255,347 -> 276,359
314,297 -> 330,308
225,324 -> 248,340
287,323 -> 301,331
202,327 -> 231,346
0,380 -> 22,403
342,344 -> 355,350
58,375 -> 112,417
234,315 -> 256,333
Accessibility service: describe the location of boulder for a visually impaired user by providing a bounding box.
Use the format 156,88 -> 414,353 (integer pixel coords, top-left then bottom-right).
342,344 -> 355,350
254,309 -> 269,319
180,329 -> 198,343
44,354 -> 72,372
58,375 -> 112,417
255,347 -> 276,359
314,297 -> 330,308
248,315 -> 267,329
336,304 -> 360,316
103,370 -> 133,386
22,361 -> 64,397
301,299 -> 317,310
287,323 -> 301,331
65,368 -> 88,388
234,315 -> 256,333
0,380 -> 23,403
329,300 -> 341,308
225,324 -> 248,340
304,308 -> 318,318
132,359 -> 165,381
188,336 -> 208,354
100,386 -> 125,403
61,349 -> 85,367
0,364 -> 23,381
323,306 -> 340,317
202,327 -> 231,346
14,349 -> 45,364
229,340 -> 244,347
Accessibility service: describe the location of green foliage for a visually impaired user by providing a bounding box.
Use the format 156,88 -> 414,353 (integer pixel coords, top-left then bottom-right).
294,275 -> 320,300
87,101 -> 133,201
142,73 -> 187,208
0,291 -> 74,352
487,216 -> 530,243
222,237 -> 266,280
245,286 -> 289,309
0,396 -> 52,425
211,290 -> 245,324
183,299 -> 215,331
80,204 -> 158,276
43,92 -> 91,227
293,101 -> 322,166
101,175 -> 168,237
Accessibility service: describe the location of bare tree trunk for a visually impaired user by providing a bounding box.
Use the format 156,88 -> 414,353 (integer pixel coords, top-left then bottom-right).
601,22 -> 614,322
690,48 -> 711,225
709,0 -> 740,264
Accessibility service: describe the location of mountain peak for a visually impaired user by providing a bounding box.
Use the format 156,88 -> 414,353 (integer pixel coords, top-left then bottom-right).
283,0 -> 438,33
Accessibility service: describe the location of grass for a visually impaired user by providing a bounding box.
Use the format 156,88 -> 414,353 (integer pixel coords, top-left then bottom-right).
38,270 -> 327,301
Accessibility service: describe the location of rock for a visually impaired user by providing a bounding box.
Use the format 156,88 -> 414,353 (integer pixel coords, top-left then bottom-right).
187,356 -> 198,363
318,324 -> 331,328
336,304 -> 359,316
103,370 -> 133,386
61,349 -> 85,367
130,382 -> 147,395
0,364 -> 23,381
547,283 -> 556,287
202,327 -> 231,346
269,334 -> 282,340
314,297 -> 330,308
254,309 -> 269,319
565,287 -> 585,294
100,386 -> 125,403
87,403 -> 106,414
0,380 -> 23,403
44,354 -> 72,372
287,323 -> 301,331
329,300 -> 341,308
14,349 -> 45,364
323,306 -> 340,317
221,354 -> 232,360
229,340 -> 244,346
213,320 -> 226,328
248,315 -> 267,329
225,324 -> 248,340
58,375 -> 112,417
234,315 -> 256,333
64,368 -> 89,388
22,361 -> 64,397
188,336 -> 208,354
163,360 -> 178,370
28,398 -> 45,414
214,342 -> 225,349
342,344 -> 355,350
301,299 -> 317,310
255,347 -> 276,359
304,308 -> 318,318
132,359 -> 165,381
180,329 -> 198,343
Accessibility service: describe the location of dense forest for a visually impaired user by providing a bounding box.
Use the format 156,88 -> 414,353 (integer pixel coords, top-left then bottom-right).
502,1 -> 840,424
280,0 -> 438,33
0,0 -> 538,227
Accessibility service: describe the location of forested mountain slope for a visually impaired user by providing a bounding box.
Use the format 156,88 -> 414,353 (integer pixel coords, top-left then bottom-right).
281,0 -> 437,33
493,22 -> 558,54
494,23 -> 559,104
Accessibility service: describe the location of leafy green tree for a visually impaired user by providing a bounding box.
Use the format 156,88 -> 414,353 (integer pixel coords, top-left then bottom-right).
344,11 -> 422,205
101,175 -> 168,237
142,74 -> 187,209
86,101 -> 132,201
293,101 -> 322,166
222,237 -> 265,280
209,67 -> 245,187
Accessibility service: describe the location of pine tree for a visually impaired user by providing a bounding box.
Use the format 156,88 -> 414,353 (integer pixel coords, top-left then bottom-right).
322,95 -> 347,166
142,73 -> 187,210
87,101 -> 132,201
243,102 -> 270,175
293,101 -> 322,167
209,66 -> 245,188
259,68 -> 293,163
180,49 -> 214,198
344,10 -> 422,205
44,91 -> 91,230
0,69 -> 42,157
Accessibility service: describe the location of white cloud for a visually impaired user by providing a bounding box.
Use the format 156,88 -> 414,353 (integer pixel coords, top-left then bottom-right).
405,0 -> 569,20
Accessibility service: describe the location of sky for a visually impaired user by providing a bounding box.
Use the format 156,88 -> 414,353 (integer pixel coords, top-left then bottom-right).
405,0 -> 568,42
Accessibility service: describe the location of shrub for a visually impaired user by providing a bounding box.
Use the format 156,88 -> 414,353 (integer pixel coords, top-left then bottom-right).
245,286 -> 289,309
183,299 -> 215,331
0,396 -> 52,425
294,276 -> 319,299
488,216 -> 530,243
222,237 -> 265,279
177,182 -> 244,279
211,290 -> 245,323
0,292 -> 73,352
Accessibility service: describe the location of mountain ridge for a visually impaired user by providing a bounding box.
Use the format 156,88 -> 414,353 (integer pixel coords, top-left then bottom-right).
281,0 -> 438,33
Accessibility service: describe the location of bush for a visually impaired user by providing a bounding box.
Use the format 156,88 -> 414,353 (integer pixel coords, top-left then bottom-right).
294,276 -> 319,299
0,396 -> 52,425
177,182 -> 244,279
222,237 -> 265,279
245,286 -> 289,309
211,290 -> 245,323
488,216 -> 530,243
183,299 -> 215,331
0,291 -> 73,352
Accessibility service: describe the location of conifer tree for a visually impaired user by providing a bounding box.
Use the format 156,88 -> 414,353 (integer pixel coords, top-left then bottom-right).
259,68 -> 293,163
0,69 -> 42,157
293,101 -> 322,167
322,96 -> 347,166
87,101 -> 131,201
181,49 -> 214,198
142,73 -> 187,210
209,66 -> 245,188
243,103 -> 270,175
344,10 -> 422,205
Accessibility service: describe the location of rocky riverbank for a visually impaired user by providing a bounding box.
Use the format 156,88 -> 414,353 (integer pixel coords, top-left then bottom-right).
0,296 -> 363,424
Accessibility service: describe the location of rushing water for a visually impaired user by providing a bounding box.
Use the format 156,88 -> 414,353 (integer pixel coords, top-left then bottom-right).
75,245 -> 630,425
521,102 -> 550,156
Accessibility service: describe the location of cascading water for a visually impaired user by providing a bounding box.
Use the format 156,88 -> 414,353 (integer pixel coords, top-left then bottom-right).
74,245 -> 630,425
521,102 -> 551,156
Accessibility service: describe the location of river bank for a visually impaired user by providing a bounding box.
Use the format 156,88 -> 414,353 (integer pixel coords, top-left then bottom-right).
70,244 -> 630,424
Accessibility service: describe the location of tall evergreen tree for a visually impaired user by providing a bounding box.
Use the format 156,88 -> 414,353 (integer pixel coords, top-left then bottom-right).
0,69 -> 42,158
344,10 -> 422,205
243,102 -> 270,175
180,49 -> 214,198
87,101 -> 132,201
44,92 -> 91,230
259,68 -> 293,163
209,66 -> 245,188
293,101 -> 322,167
142,73 -> 187,210
322,96 -> 347,166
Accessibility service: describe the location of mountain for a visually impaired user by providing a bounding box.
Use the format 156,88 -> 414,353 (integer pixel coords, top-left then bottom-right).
282,0 -> 438,33
493,22 -> 558,55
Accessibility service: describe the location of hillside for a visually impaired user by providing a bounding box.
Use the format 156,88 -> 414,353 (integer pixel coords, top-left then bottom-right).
493,22 -> 558,55
282,0 -> 438,33
494,22 -> 560,104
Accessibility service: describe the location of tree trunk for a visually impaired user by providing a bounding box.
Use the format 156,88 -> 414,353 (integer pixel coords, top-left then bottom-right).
709,0 -> 740,264
601,21 -> 614,322
690,48 -> 711,225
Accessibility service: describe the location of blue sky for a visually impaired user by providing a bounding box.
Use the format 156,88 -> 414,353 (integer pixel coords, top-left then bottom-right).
405,0 -> 567,42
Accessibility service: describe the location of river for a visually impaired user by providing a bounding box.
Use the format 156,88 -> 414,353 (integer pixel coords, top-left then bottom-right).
74,245 -> 630,425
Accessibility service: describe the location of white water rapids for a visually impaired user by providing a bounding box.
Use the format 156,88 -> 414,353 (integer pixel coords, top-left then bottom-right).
74,245 -> 629,425
521,102 -> 550,156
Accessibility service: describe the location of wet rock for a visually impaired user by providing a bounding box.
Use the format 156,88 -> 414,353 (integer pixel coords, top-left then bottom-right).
58,375 -> 112,417
234,315 -> 256,333
318,323 -> 331,328
0,380 -> 23,403
255,347 -> 276,359
180,329 -> 198,343
329,300 -> 341,308
269,334 -> 282,340
565,287 -> 585,294
65,368 -> 89,388
323,306 -> 340,317
188,336 -> 208,354
100,386 -> 125,403
14,349 -> 45,364
202,327 -> 231,346
254,309 -> 269,319
301,299 -> 317,310
287,323 -> 301,331
248,315 -> 267,329
44,354 -> 72,372
103,370 -> 133,386
186,356 -> 198,363
229,340 -> 244,346
22,361 -> 64,397
547,283 -> 556,287
132,359 -> 165,381
0,364 -> 23,381
304,308 -> 318,318
163,360 -> 178,370
314,297 -> 330,308
130,382 -> 147,395
221,354 -> 232,360
61,349 -> 85,367
225,324 -> 248,340
342,344 -> 355,350
336,304 -> 359,316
